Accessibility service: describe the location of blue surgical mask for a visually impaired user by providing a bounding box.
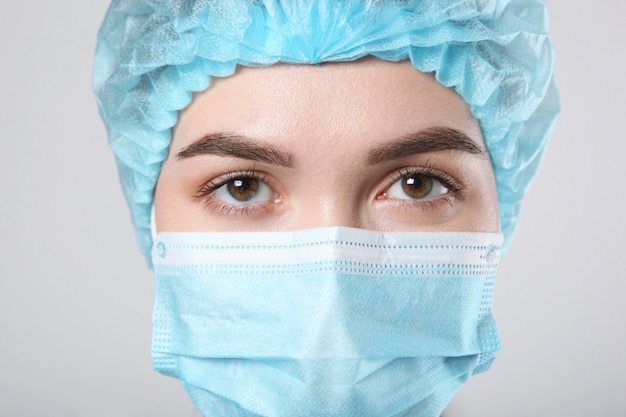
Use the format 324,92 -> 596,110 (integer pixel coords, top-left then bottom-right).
151,227 -> 502,417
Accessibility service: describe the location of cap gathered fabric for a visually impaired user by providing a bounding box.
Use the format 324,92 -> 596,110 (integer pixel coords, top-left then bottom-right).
93,0 -> 559,264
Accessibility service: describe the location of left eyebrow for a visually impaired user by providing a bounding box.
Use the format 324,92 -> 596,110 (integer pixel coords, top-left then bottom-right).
367,127 -> 485,164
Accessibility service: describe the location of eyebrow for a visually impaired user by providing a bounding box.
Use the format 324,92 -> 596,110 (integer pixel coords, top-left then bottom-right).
176,127 -> 484,166
367,127 -> 485,164
176,133 -> 294,167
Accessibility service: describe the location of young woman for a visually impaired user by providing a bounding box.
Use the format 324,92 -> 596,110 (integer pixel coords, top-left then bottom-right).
94,1 -> 559,415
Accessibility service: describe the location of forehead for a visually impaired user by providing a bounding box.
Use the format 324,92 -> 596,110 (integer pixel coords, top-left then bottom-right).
173,58 -> 484,152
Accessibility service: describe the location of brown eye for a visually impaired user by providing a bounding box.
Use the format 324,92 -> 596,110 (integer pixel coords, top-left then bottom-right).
386,172 -> 449,201
211,174 -> 274,205
401,175 -> 433,199
227,178 -> 260,201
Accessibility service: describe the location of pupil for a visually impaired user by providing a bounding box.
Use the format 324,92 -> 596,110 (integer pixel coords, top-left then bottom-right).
234,179 -> 248,191
406,177 -> 422,189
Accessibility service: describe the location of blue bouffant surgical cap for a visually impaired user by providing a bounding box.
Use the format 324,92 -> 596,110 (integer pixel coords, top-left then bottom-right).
93,0 -> 559,263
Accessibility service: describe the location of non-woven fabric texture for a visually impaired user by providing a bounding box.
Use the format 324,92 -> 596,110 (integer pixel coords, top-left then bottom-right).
93,0 -> 560,264
151,227 -> 503,416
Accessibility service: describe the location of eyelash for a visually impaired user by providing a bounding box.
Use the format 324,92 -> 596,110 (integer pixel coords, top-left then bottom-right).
194,169 -> 275,215
380,164 -> 463,209
389,165 -> 460,192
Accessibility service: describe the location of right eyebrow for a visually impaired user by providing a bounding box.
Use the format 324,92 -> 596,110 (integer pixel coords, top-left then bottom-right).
176,133 -> 294,167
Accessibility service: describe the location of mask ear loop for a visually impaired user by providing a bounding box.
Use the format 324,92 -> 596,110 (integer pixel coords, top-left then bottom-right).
150,205 -> 157,241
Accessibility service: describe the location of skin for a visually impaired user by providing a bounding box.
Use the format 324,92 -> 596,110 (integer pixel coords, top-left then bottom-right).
154,58 -> 499,234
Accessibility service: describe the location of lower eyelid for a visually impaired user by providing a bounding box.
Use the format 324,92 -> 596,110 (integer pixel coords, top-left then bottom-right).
381,194 -> 456,212
197,194 -> 275,217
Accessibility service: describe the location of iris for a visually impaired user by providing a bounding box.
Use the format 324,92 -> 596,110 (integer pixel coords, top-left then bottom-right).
226,178 -> 260,201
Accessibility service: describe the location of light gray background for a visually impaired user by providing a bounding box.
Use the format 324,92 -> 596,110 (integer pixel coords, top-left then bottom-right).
0,1 -> 623,416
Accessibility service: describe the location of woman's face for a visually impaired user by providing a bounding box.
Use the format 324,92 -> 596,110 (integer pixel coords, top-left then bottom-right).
155,59 -> 499,233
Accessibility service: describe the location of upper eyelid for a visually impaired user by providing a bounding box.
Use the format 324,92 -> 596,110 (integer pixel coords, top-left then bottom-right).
384,166 -> 462,192
198,170 -> 269,194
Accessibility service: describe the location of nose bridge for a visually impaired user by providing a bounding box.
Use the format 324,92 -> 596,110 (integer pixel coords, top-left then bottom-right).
288,164 -> 366,229
296,195 -> 361,229
289,131 -> 368,230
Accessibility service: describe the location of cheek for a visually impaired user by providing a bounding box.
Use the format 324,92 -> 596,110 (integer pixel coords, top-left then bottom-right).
460,161 -> 500,232
154,161 -> 200,233
153,171 -> 177,233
